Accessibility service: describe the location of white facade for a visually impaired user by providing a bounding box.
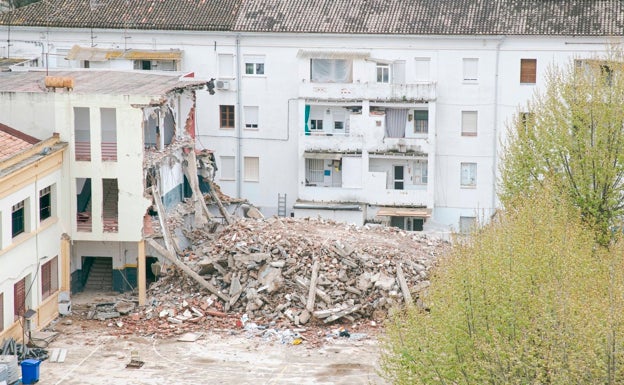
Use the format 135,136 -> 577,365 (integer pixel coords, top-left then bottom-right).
0,25 -> 617,231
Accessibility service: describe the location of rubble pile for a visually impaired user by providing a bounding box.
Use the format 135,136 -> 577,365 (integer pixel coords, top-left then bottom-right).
133,216 -> 449,336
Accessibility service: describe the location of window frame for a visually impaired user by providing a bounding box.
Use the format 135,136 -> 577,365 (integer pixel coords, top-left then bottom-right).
219,156 -> 235,181
376,63 -> 390,83
413,160 -> 428,185
244,55 -> 265,76
413,110 -> 428,134
310,59 -> 353,83
12,200 -> 25,238
462,58 -> 479,81
520,58 -> 537,84
219,105 -> 235,129
460,162 -> 477,188
243,156 -> 260,182
459,216 -> 477,235
243,106 -> 259,130
461,111 -> 478,137
41,256 -> 59,300
39,186 -> 52,222
305,158 -> 325,185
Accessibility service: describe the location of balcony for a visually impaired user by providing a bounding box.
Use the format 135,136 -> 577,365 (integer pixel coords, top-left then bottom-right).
299,81 -> 436,102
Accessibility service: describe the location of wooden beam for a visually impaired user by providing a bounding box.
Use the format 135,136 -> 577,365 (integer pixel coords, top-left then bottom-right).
206,178 -> 232,225
145,238 -> 230,303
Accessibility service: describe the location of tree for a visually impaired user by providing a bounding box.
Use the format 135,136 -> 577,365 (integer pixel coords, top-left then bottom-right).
499,52 -> 624,244
380,185 -> 624,384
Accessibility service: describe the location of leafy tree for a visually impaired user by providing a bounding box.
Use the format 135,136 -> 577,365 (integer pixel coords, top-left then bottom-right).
380,185 -> 624,384
500,52 -> 624,244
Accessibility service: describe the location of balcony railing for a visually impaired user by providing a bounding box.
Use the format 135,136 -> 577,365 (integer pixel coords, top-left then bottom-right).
300,81 -> 436,102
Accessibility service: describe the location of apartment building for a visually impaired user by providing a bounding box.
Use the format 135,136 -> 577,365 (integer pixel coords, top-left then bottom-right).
0,126 -> 67,340
0,0 -> 620,233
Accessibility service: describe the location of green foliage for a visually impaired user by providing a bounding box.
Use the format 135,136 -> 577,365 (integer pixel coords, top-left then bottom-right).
500,52 -> 624,244
380,186 -> 624,384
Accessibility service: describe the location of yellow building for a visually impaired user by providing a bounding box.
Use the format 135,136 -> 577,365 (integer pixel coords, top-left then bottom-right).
0,125 -> 67,341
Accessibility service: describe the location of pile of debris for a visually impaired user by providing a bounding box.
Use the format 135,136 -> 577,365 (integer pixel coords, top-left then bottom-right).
131,216 -> 449,336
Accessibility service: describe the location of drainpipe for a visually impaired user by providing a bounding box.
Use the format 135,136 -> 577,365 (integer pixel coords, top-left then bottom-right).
235,34 -> 242,198
492,37 -> 505,216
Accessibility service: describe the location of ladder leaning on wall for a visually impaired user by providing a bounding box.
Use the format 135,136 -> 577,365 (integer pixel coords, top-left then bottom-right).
277,193 -> 287,217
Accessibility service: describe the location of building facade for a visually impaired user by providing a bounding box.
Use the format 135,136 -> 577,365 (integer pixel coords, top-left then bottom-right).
0,70 -> 204,330
0,0 -> 622,234
0,126 -> 67,340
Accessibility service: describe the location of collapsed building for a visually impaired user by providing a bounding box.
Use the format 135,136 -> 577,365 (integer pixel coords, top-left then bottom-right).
0,69 -> 207,339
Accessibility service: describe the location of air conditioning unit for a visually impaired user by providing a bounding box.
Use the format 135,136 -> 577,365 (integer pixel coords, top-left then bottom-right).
216,80 -> 230,90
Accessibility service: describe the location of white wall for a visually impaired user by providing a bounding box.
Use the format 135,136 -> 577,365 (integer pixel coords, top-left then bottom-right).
1,26 -> 620,229
0,168 -> 64,330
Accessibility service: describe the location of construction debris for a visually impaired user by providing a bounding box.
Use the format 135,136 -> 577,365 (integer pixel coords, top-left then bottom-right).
0,338 -> 49,362
118,216 -> 449,338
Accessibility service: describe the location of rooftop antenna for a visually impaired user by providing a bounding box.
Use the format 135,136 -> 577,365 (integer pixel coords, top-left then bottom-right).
89,0 -> 107,47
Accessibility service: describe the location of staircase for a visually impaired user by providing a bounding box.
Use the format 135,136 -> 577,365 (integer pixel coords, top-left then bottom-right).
83,258 -> 113,291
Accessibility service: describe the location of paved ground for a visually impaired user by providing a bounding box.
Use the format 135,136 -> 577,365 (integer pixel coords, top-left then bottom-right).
34,293 -> 389,385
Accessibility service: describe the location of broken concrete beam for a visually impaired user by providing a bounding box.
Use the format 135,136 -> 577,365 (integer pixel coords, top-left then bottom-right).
146,238 -> 230,303
295,276 -> 331,304
323,304 -> 361,324
396,264 -> 413,305
306,260 -> 320,313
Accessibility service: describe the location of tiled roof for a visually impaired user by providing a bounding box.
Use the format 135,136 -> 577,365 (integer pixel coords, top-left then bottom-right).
0,0 -> 241,31
1,0 -> 624,35
0,123 -> 39,162
0,70 -> 206,95
233,0 -> 624,35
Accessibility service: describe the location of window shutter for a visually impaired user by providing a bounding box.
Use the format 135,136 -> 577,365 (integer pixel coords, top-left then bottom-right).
220,156 -> 235,180
461,111 -> 478,136
244,157 -> 260,182
520,59 -> 537,83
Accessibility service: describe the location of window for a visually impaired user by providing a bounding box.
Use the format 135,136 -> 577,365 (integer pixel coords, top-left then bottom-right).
460,162 -> 477,187
463,58 -> 478,81
244,157 -> 259,182
101,108 -> 117,161
310,59 -> 352,83
377,63 -> 390,83
41,256 -> 59,300
39,186 -> 52,221
459,216 -> 477,234
12,200 -> 25,238
520,59 -> 537,84
461,111 -> 478,136
13,277 -> 25,318
413,161 -> 428,184
102,179 -> 119,233
244,106 -> 259,130
133,60 -> 176,71
414,58 -> 431,81
414,110 -> 428,134
74,107 -> 91,161
333,110 -> 345,131
244,55 -> 265,75
218,54 -> 234,78
305,159 -> 324,185
220,156 -> 235,180
220,105 -> 235,129
310,119 -> 323,131
393,166 -> 404,190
